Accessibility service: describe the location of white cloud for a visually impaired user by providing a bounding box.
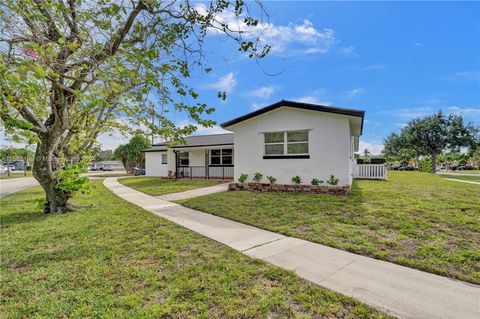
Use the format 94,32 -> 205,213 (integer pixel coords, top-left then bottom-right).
176,120 -> 230,136
359,141 -> 384,156
339,46 -> 356,57
414,42 -> 423,47
448,106 -> 480,117
248,86 -> 275,100
195,4 -> 337,55
295,95 -> 331,106
448,70 -> 480,81
362,64 -> 385,71
344,87 -> 365,99
208,72 -> 236,93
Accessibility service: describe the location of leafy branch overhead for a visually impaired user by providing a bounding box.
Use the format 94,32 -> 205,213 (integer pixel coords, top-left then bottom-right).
0,0 -> 270,213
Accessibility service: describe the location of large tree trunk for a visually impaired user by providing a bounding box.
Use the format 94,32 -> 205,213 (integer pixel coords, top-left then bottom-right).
431,153 -> 437,174
33,133 -> 69,214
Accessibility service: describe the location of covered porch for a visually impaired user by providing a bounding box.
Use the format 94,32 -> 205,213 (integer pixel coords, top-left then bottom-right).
173,147 -> 234,180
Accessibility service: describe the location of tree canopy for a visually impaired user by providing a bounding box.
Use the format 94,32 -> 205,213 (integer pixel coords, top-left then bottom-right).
383,111 -> 479,172
0,0 -> 270,212
114,134 -> 151,174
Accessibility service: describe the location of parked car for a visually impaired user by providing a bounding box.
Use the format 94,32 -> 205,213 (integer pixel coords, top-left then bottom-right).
456,165 -> 474,170
399,166 -> 416,171
0,165 -> 6,174
133,167 -> 145,176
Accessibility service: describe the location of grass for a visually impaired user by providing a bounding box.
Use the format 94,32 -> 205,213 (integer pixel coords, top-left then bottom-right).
440,175 -> 480,182
179,171 -> 480,284
0,182 -> 389,318
0,171 -> 32,179
119,177 -> 222,196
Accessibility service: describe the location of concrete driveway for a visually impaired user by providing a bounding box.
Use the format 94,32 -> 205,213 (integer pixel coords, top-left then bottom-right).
0,177 -> 39,199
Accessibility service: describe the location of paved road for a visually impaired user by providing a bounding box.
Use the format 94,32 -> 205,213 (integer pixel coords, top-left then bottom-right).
104,177 -> 480,319
439,172 -> 480,177
0,177 -> 39,199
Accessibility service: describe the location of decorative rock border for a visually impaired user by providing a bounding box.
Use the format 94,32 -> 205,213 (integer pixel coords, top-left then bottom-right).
228,182 -> 350,195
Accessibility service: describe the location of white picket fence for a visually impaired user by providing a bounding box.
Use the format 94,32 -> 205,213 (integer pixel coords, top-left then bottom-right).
354,164 -> 387,180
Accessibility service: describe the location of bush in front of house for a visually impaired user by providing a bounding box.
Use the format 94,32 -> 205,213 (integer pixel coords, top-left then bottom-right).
238,173 -> 248,184
356,158 -> 364,164
370,158 -> 386,164
420,158 -> 432,172
327,174 -> 339,185
253,172 -> 263,183
291,175 -> 302,185
311,178 -> 323,185
267,175 -> 277,184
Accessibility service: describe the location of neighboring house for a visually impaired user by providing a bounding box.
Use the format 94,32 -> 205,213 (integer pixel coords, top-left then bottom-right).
9,160 -> 30,171
93,161 -> 125,171
143,100 -> 364,186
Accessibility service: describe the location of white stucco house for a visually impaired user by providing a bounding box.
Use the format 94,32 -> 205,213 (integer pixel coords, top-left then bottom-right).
143,100 -> 364,186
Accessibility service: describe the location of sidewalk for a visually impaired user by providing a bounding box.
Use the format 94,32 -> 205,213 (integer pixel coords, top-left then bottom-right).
444,178 -> 480,185
103,177 -> 479,319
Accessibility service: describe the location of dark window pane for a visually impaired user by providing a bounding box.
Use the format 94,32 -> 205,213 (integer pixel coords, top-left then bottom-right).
287,131 -> 308,142
210,157 -> 221,165
265,144 -> 284,155
180,159 -> 189,166
211,149 -> 221,156
265,132 -> 284,143
287,143 -> 308,154
222,149 -> 233,156
222,156 -> 233,165
161,154 -> 167,164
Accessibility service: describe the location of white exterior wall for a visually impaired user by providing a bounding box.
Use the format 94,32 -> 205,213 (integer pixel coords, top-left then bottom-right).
145,151 -> 168,176
230,107 -> 352,185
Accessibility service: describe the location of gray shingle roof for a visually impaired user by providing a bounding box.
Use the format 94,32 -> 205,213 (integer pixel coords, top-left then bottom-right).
143,133 -> 233,152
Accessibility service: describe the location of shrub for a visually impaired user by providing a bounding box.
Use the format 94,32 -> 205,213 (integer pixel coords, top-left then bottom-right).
291,175 -> 302,185
311,178 -> 323,185
253,172 -> 263,183
238,173 -> 248,183
327,174 -> 339,185
55,164 -> 92,198
356,158 -> 364,164
371,158 -> 386,164
267,175 -> 277,184
420,158 -> 433,172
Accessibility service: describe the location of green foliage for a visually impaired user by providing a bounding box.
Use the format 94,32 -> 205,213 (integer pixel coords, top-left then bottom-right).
311,178 -> 323,186
356,158 -> 364,164
238,173 -> 248,184
266,175 -> 277,184
291,176 -> 302,185
420,158 -> 433,173
55,164 -> 92,197
384,111 -> 479,173
114,134 -> 151,174
370,158 -> 386,164
253,172 -> 263,183
327,174 -> 339,185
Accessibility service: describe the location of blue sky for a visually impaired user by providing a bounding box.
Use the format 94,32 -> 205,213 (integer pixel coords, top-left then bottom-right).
134,1 -> 479,155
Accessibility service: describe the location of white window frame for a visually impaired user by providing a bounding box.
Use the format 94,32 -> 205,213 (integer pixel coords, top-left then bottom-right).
178,151 -> 189,166
264,130 -> 309,156
161,153 -> 168,164
209,148 -> 233,166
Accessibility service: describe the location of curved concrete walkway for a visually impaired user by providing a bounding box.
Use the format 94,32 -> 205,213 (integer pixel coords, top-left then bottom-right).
104,177 -> 480,319
444,178 -> 480,185
157,183 -> 230,201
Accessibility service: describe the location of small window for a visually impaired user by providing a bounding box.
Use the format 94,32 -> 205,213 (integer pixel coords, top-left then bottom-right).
264,130 -> 309,156
178,152 -> 189,166
161,154 -> 168,164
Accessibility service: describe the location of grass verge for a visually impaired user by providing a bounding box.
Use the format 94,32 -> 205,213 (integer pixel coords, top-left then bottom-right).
179,171 -> 480,284
119,177 -> 222,196
0,181 -> 389,318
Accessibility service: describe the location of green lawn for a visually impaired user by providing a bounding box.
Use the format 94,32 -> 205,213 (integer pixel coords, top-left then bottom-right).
179,171 -> 480,284
440,175 -> 480,182
119,177 -> 222,196
0,182 -> 388,318
0,171 -> 32,179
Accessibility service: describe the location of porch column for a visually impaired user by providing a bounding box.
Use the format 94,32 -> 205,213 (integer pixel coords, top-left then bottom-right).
173,150 -> 178,179
204,150 -> 209,180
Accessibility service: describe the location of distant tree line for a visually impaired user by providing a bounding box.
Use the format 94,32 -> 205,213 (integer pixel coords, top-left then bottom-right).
383,111 -> 480,173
